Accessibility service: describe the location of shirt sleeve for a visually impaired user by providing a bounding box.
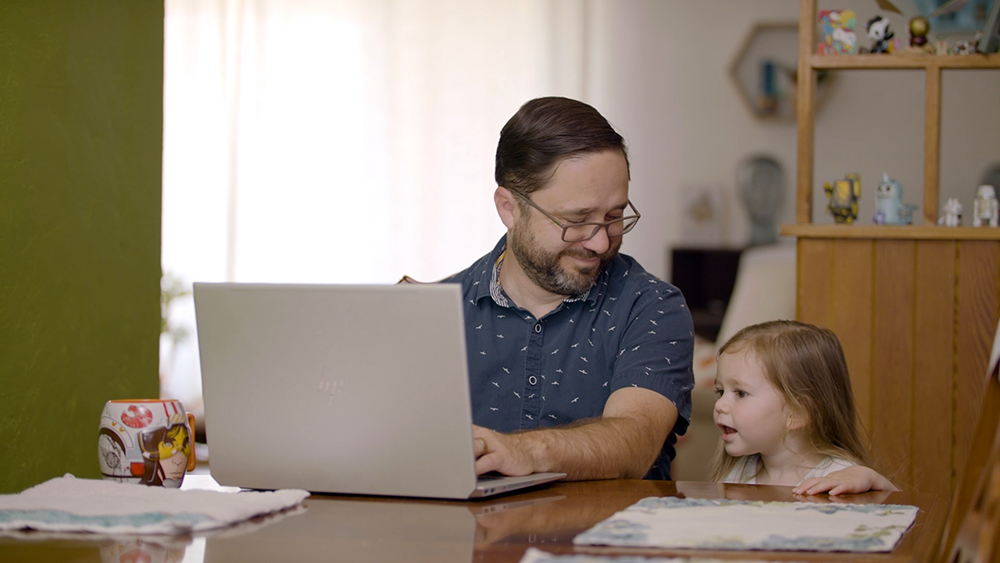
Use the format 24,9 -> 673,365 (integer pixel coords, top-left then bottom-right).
608,275 -> 695,432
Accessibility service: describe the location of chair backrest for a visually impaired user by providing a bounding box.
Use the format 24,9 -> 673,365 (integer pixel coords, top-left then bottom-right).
937,332 -> 1000,563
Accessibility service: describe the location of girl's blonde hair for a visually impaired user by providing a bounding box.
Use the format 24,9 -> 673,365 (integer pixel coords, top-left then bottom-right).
708,320 -> 871,482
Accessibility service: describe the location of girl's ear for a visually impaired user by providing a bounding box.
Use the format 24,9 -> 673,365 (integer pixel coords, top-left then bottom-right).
786,407 -> 808,431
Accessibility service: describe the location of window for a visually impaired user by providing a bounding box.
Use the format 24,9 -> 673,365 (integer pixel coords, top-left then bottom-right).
160,0 -> 589,418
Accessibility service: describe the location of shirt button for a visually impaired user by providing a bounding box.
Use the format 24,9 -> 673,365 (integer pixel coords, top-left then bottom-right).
528,376 -> 537,386
534,323 -> 542,333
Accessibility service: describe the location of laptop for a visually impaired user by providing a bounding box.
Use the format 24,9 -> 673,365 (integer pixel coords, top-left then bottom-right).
193,282 -> 566,499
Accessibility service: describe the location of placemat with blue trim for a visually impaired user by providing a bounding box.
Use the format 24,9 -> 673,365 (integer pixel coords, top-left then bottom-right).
518,547 -> 796,563
573,497 -> 918,552
0,474 -> 309,535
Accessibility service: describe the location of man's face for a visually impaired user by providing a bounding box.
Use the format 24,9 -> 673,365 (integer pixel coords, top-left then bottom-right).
507,150 -> 630,296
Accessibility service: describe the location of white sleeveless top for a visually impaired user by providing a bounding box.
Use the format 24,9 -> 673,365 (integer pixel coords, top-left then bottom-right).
722,455 -> 855,486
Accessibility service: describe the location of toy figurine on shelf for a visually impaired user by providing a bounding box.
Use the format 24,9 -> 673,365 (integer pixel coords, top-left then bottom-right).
956,31 -> 984,55
938,198 -> 963,227
903,16 -> 936,53
872,173 -> 917,225
818,10 -> 859,54
824,173 -> 861,224
909,16 -> 930,47
864,15 -> 895,53
973,185 -> 999,227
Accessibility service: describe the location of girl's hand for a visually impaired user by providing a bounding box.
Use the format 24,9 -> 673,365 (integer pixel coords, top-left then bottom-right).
792,465 -> 899,496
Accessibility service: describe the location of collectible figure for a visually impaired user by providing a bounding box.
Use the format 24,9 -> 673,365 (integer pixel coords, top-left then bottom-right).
865,15 -> 895,53
819,9 -> 859,54
938,198 -> 963,227
973,184 -> 999,227
956,31 -> 983,55
909,16 -> 930,48
872,172 -> 917,225
902,15 -> 937,53
824,173 -> 861,224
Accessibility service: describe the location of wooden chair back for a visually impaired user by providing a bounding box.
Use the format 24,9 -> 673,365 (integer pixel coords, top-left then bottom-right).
938,354 -> 1000,563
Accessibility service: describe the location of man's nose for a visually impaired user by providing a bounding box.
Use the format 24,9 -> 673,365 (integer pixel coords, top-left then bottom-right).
581,225 -> 611,254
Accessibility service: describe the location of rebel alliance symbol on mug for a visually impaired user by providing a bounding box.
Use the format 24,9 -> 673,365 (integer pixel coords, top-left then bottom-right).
120,404 -> 153,428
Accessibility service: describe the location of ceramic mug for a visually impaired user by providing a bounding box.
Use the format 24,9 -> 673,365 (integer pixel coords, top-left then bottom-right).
98,399 -> 196,488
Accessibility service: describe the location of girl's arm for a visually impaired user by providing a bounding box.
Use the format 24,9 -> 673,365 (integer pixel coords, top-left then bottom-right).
792,465 -> 899,496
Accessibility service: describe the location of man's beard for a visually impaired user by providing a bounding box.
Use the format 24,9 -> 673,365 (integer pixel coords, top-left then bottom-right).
508,217 -> 620,296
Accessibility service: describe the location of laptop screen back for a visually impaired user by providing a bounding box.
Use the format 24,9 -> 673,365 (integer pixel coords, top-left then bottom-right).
194,282 -> 481,498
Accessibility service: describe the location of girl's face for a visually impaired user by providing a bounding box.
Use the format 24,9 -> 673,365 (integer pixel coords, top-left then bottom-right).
713,348 -> 794,459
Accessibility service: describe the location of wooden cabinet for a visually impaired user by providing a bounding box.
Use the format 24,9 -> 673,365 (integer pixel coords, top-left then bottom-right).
782,0 -> 1000,500
670,247 -> 743,341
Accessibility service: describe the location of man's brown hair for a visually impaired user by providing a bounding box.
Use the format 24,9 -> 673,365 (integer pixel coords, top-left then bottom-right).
495,97 -> 628,195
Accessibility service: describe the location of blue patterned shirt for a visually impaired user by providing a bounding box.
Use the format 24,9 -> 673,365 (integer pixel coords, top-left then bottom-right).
442,236 -> 694,479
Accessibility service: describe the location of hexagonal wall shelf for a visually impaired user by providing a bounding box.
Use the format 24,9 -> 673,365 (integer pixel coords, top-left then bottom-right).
729,22 -> 832,121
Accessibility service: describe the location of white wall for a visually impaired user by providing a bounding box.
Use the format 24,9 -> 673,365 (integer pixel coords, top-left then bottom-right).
588,0 -> 1000,281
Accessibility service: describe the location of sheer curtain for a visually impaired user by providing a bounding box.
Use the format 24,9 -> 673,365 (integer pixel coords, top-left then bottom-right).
160,0 -> 589,415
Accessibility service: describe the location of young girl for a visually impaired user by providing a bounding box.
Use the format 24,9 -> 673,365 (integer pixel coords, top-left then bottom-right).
710,320 -> 894,494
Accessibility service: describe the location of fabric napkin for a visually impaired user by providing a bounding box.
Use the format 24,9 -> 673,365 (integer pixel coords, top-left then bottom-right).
0,474 -> 309,535
574,497 -> 918,553
518,547 -> 781,563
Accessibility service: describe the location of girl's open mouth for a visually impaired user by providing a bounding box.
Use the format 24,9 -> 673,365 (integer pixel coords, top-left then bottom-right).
718,424 -> 737,440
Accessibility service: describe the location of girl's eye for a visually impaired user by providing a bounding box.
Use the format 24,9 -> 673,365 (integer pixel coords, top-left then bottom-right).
735,390 -> 748,399
713,388 -> 723,398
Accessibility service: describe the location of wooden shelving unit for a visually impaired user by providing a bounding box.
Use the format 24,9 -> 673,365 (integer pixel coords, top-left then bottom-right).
782,0 -> 1000,502
782,224 -> 1000,240
809,53 -> 1000,69
792,0 -> 1000,226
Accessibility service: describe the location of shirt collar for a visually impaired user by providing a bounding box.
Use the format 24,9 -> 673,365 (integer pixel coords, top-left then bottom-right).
478,236 -> 597,309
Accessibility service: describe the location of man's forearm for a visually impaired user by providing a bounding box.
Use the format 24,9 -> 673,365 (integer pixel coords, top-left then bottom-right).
473,387 -> 678,480
477,413 -> 663,481
517,415 -> 664,480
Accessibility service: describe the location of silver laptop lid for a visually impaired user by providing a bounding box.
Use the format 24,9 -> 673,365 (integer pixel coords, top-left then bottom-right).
194,282 -> 480,498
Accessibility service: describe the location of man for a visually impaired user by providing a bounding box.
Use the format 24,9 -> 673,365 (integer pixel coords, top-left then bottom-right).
442,97 -> 694,481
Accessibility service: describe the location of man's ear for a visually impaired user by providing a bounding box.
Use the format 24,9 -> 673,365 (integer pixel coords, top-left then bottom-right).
495,186 -> 519,230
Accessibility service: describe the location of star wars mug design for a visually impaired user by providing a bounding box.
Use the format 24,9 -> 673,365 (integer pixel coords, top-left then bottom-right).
98,399 -> 196,488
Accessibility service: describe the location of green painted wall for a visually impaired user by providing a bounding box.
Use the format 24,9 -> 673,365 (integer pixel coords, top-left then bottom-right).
0,1 -> 163,493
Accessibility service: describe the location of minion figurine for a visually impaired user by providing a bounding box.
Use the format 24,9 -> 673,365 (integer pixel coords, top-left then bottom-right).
824,173 -> 860,224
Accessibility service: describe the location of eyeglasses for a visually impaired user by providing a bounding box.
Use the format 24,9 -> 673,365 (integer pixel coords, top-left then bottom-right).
510,190 -> 641,243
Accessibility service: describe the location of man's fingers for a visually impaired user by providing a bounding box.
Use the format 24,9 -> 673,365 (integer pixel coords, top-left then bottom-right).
475,453 -> 499,475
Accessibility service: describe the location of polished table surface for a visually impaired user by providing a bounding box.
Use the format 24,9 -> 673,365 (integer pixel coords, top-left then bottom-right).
0,473 -> 948,563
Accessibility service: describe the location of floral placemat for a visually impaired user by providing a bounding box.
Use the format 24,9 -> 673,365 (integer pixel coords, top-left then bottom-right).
573,497 -> 918,552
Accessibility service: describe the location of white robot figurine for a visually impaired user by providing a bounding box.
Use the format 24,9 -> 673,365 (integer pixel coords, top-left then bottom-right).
973,185 -> 999,227
938,197 -> 963,227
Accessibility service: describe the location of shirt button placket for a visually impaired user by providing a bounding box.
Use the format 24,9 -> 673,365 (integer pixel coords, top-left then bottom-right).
521,321 -> 544,430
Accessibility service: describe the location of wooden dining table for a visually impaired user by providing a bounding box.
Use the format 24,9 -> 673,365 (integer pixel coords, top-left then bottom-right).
0,472 -> 949,563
